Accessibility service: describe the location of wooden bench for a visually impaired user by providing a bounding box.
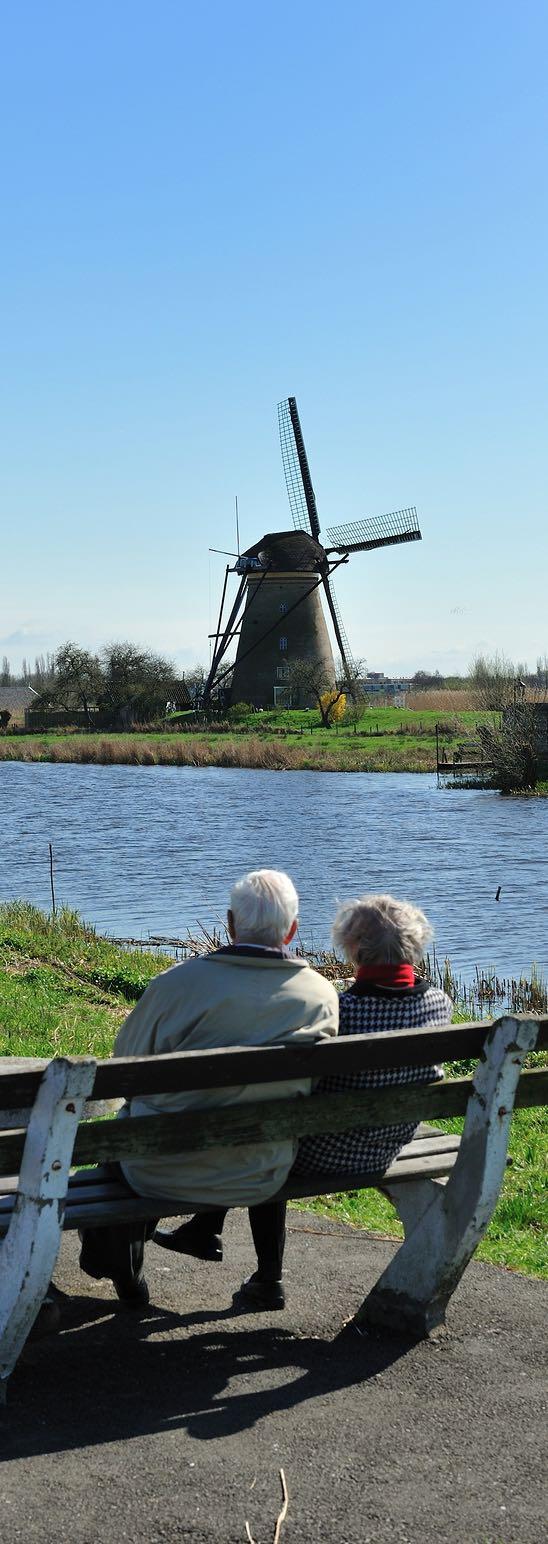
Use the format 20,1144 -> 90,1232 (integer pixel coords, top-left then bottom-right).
0,1013 -> 546,1399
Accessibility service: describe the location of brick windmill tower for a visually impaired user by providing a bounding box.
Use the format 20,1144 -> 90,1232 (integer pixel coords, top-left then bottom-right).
203,398 -> 421,709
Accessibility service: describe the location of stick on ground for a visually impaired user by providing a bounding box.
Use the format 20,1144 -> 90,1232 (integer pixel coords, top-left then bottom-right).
245,1469 -> 289,1544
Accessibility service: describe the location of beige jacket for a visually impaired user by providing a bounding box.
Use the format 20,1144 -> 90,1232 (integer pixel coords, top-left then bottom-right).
114,949 -> 338,1206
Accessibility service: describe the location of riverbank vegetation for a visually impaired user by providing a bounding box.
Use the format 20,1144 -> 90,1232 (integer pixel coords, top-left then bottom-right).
3,640 -> 547,782
0,705 -> 493,773
1,903 -> 546,1277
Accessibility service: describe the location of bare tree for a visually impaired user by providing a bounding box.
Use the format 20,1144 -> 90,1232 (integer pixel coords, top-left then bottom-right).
0,657 -> 10,687
534,655 -> 548,699
38,643 -> 102,723
412,669 -> 445,690
479,706 -> 539,792
32,653 -> 56,691
99,642 -> 178,721
468,652 -> 518,711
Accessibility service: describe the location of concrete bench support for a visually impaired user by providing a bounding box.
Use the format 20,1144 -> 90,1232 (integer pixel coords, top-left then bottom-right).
0,1057 -> 95,1399
357,1016 -> 540,1337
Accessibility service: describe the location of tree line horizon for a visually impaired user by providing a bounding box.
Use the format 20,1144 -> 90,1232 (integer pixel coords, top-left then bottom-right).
2,643 -> 548,708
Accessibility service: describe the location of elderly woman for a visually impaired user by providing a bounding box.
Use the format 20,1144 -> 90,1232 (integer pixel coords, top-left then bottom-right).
292,893 -> 452,1178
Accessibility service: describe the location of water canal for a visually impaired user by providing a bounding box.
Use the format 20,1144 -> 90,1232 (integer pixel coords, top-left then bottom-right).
1,763 -> 547,981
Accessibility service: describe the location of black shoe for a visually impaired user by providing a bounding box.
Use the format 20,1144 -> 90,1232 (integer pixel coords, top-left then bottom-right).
113,1275 -> 150,1310
232,1272 -> 286,1312
153,1222 -> 223,1262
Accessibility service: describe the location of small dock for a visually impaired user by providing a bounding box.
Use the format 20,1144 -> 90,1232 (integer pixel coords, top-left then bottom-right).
435,725 -> 493,784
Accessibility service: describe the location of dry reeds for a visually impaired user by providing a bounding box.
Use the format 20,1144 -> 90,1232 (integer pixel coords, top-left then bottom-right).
113,923 -> 547,1018
0,734 -> 437,773
407,687 -> 548,712
406,690 -> 479,711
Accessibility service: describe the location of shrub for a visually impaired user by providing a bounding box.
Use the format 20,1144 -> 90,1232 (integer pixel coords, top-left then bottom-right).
479,707 -> 539,792
319,690 -> 346,725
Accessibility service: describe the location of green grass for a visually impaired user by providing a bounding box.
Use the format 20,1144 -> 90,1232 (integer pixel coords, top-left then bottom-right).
0,902 -> 168,1058
0,902 -> 546,1276
301,1104 -> 548,1278
0,706 -> 497,773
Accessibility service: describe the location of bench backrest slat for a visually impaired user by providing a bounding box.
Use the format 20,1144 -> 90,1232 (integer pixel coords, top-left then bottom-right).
0,1017 -> 546,1109
0,1066 -> 545,1178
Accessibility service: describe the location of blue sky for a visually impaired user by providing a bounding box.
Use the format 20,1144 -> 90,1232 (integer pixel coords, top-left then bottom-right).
1,1 -> 546,677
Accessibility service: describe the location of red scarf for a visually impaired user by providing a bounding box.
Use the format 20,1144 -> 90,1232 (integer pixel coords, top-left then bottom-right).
356,963 -> 416,988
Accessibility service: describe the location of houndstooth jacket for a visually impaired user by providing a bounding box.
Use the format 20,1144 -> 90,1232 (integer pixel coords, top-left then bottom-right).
292,977 -> 453,1176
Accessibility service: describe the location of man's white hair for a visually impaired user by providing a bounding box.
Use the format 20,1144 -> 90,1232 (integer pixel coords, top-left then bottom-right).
332,893 -> 433,966
229,869 -> 299,947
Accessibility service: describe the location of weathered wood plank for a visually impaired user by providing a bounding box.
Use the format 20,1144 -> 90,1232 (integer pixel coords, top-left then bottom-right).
0,1084 -> 463,1174
87,1025 -> 486,1096
1,1019 -> 546,1108
0,1180 -> 127,1210
393,1133 -> 461,1158
0,1132 -> 463,1207
1,1019 -> 546,1111
0,1136 -> 459,1205
0,1066 -> 544,1177
0,1146 -> 462,1235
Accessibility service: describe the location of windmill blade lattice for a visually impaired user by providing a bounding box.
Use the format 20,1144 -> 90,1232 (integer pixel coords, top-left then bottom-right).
327,507 -> 421,554
278,397 -> 321,541
321,575 -> 356,676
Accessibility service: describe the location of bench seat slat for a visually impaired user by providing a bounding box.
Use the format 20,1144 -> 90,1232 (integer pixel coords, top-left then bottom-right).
0,1136 -> 462,1209
0,1149 -> 461,1236
394,1133 -> 461,1157
0,1134 -> 463,1211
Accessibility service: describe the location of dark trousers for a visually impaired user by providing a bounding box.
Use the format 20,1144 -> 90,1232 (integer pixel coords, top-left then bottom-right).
79,1164 -> 158,1288
79,1165 -> 287,1285
186,1201 -> 287,1279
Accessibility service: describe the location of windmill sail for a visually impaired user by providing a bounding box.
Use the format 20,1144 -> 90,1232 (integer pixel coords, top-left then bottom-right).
321,574 -> 356,677
277,397 -> 321,541
327,507 -> 421,554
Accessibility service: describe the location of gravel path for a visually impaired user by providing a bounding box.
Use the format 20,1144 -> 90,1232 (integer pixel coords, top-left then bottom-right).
1,1212 -> 546,1543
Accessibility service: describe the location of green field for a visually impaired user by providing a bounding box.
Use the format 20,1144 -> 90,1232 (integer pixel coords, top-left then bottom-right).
0,705 -> 496,773
1,902 -> 546,1277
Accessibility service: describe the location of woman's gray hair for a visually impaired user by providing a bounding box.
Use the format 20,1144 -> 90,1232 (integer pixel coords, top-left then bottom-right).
229,869 -> 299,947
332,893 -> 433,966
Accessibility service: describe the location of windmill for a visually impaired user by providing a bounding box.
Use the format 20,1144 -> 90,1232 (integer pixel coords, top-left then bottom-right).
203,397 -> 421,709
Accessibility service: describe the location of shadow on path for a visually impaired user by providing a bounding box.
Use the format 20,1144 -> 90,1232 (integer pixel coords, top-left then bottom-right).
1,1291 -> 414,1461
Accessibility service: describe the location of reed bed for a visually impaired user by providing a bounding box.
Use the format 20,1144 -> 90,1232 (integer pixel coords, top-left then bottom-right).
0,733 -> 437,773
407,687 -> 548,710
112,924 -> 548,1020
406,690 -> 479,711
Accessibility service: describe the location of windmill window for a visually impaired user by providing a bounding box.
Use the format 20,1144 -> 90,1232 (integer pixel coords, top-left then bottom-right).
279,636 -> 287,652
279,603 -> 287,615
277,665 -> 290,680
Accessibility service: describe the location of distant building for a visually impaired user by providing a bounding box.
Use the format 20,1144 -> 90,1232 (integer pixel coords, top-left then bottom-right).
0,685 -> 39,726
360,672 -> 411,700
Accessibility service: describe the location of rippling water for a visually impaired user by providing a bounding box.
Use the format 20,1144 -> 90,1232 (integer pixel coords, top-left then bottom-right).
1,763 -> 547,979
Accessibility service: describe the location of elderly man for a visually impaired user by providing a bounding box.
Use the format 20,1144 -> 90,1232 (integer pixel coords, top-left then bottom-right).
80,869 -> 338,1311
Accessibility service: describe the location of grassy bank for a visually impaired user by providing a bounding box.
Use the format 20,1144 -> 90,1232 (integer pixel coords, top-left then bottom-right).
0,706 -> 492,773
1,902 -> 546,1277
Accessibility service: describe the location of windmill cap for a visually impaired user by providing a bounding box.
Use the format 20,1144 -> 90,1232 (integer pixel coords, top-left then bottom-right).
243,530 -> 325,572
